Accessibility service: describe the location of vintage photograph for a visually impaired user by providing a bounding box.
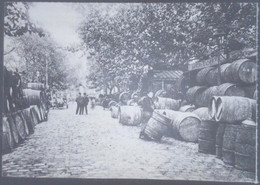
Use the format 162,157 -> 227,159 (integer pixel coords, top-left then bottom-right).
2,2 -> 258,183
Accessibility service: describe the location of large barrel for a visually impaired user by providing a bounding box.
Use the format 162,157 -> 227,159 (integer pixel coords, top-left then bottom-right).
23,89 -> 43,106
242,85 -> 256,99
215,123 -> 226,159
155,97 -> 180,110
253,89 -> 257,100
31,105 -> 43,123
22,108 -> 35,134
196,67 -> 215,85
179,105 -> 195,112
185,86 -> 207,107
207,63 -> 231,85
27,82 -> 44,90
210,96 -> 256,123
119,106 -> 142,126
143,111 -> 172,141
222,124 -> 239,166
158,110 -> 201,142
2,116 -> 14,152
7,115 -> 19,145
12,111 -> 27,140
203,83 -> 245,108
217,83 -> 245,97
154,89 -> 167,98
235,120 -> 256,172
223,59 -> 256,84
200,86 -> 218,107
119,92 -> 131,103
108,100 -> 117,108
193,107 -> 218,154
19,111 -> 30,136
110,105 -> 119,119
30,106 -> 39,126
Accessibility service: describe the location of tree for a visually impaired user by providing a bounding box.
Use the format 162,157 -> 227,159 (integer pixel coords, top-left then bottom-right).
78,3 -> 256,93
4,2 -> 44,37
5,33 -> 68,90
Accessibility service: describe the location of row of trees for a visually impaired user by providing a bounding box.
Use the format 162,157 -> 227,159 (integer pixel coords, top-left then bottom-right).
78,3 -> 256,93
4,2 -> 68,91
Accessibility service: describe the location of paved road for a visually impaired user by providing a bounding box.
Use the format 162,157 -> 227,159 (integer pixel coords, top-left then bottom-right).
2,103 -> 255,182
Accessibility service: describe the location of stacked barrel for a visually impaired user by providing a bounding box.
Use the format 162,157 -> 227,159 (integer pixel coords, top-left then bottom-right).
109,92 -> 143,126
186,56 -> 257,173
2,81 -> 49,154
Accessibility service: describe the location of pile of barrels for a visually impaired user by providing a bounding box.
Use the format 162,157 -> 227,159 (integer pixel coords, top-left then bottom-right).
183,55 -> 257,173
2,82 -> 48,154
192,105 -> 256,173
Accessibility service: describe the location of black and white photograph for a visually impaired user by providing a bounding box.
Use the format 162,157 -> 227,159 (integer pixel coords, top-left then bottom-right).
2,1 -> 258,183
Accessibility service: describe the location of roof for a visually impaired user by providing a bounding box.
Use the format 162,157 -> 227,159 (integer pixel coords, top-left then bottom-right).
153,70 -> 183,81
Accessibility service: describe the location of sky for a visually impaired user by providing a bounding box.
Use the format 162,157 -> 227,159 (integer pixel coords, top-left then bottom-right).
29,2 -> 82,47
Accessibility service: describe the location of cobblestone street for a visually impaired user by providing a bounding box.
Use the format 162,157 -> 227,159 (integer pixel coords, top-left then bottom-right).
2,103 -> 255,182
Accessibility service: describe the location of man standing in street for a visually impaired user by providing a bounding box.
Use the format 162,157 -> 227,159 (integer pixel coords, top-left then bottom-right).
75,92 -> 82,115
83,93 -> 89,115
138,91 -> 155,140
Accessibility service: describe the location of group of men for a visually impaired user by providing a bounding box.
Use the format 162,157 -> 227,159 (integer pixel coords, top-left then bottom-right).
75,93 -> 89,115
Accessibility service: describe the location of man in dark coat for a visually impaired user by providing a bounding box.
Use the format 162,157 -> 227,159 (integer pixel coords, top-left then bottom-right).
75,93 -> 82,115
83,93 -> 89,115
138,91 -> 155,140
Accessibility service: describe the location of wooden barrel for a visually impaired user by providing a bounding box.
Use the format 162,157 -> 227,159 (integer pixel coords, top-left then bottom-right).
198,121 -> 219,155
253,89 -> 257,100
12,111 -> 27,140
143,111 -> 172,141
207,63 -> 231,85
131,91 -> 139,99
193,107 -> 212,122
154,89 -> 167,98
119,92 -> 131,102
7,115 -> 19,145
2,116 -> 14,152
110,105 -> 119,119
201,86 -> 218,107
242,85 -> 256,99
215,123 -> 226,159
223,59 -> 256,84
22,108 -> 35,134
213,96 -> 256,123
30,106 -> 39,126
193,107 -> 218,154
23,89 -> 43,106
235,120 -> 256,172
185,86 -> 207,107
31,105 -> 43,123
217,83 -> 245,97
155,97 -> 180,110
119,106 -> 142,126
108,100 -> 117,108
27,82 -> 44,90
179,105 -> 195,112
158,109 -> 201,142
222,124 -> 239,166
196,67 -> 215,85
19,111 -> 29,136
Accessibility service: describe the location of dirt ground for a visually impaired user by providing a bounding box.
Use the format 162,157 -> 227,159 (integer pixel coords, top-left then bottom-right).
2,102 -> 256,182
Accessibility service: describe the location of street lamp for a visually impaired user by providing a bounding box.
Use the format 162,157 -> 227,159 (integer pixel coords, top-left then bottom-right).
213,26 -> 227,85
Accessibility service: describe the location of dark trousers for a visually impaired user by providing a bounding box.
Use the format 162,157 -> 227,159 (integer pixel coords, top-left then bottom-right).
76,103 -> 80,114
84,105 -> 88,114
79,105 -> 84,115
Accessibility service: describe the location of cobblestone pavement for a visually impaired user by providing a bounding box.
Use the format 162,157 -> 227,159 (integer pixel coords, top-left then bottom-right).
2,103 -> 256,182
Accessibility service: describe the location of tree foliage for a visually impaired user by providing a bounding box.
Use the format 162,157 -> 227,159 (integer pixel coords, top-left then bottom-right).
5,34 -> 68,90
79,3 -> 256,93
4,2 -> 44,37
